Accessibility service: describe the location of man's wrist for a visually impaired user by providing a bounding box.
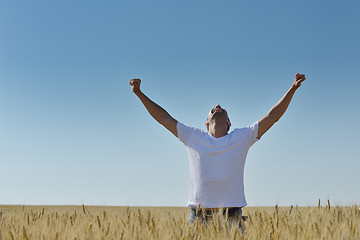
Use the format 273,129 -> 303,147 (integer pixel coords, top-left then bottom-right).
291,84 -> 299,91
134,90 -> 143,97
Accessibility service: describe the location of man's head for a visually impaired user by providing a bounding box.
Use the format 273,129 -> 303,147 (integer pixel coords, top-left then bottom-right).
205,105 -> 231,132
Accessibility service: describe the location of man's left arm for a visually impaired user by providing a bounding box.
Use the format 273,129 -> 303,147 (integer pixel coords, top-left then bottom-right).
257,73 -> 306,139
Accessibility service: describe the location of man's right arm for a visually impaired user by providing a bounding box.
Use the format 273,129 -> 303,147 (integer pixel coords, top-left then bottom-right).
129,78 -> 178,138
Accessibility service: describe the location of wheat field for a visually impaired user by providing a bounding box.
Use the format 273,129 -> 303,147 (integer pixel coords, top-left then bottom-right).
0,202 -> 359,239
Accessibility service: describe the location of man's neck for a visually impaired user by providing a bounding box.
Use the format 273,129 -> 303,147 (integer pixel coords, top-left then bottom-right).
208,124 -> 228,138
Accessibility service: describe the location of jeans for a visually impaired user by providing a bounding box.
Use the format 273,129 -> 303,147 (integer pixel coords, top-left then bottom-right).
187,207 -> 245,231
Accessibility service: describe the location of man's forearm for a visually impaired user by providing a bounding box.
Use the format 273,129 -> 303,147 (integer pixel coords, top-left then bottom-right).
267,85 -> 297,122
129,78 -> 178,137
257,73 -> 305,139
135,91 -> 173,125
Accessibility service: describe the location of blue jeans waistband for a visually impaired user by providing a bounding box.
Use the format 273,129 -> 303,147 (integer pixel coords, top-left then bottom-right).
189,207 -> 242,219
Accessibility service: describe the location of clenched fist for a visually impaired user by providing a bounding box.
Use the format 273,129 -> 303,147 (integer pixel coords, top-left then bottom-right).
129,78 -> 141,93
293,73 -> 306,89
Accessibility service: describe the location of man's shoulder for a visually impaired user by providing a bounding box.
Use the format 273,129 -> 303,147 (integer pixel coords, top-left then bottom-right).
191,126 -> 206,136
232,122 -> 258,133
178,122 -> 205,133
229,123 -> 259,145
228,126 -> 253,138
229,127 -> 246,134
177,122 -> 206,144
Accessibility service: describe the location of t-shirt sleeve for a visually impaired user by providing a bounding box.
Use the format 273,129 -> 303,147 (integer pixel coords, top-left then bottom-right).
177,122 -> 196,145
246,121 -> 260,147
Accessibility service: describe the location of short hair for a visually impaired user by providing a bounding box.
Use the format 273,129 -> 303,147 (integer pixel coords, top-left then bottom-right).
227,117 -> 231,132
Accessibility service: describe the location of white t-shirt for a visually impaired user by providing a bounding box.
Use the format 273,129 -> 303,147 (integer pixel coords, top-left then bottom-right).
177,122 -> 259,208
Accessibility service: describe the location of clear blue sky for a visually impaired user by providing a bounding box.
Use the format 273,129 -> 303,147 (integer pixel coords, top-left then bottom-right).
1,0 -> 359,206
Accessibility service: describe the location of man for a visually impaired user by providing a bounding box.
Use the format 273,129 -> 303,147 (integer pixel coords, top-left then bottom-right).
129,73 -> 306,227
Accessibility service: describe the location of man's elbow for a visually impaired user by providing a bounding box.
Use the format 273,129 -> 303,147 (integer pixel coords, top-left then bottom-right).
268,111 -> 281,123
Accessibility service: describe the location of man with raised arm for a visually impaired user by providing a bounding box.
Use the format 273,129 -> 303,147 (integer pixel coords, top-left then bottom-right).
129,73 -> 306,228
